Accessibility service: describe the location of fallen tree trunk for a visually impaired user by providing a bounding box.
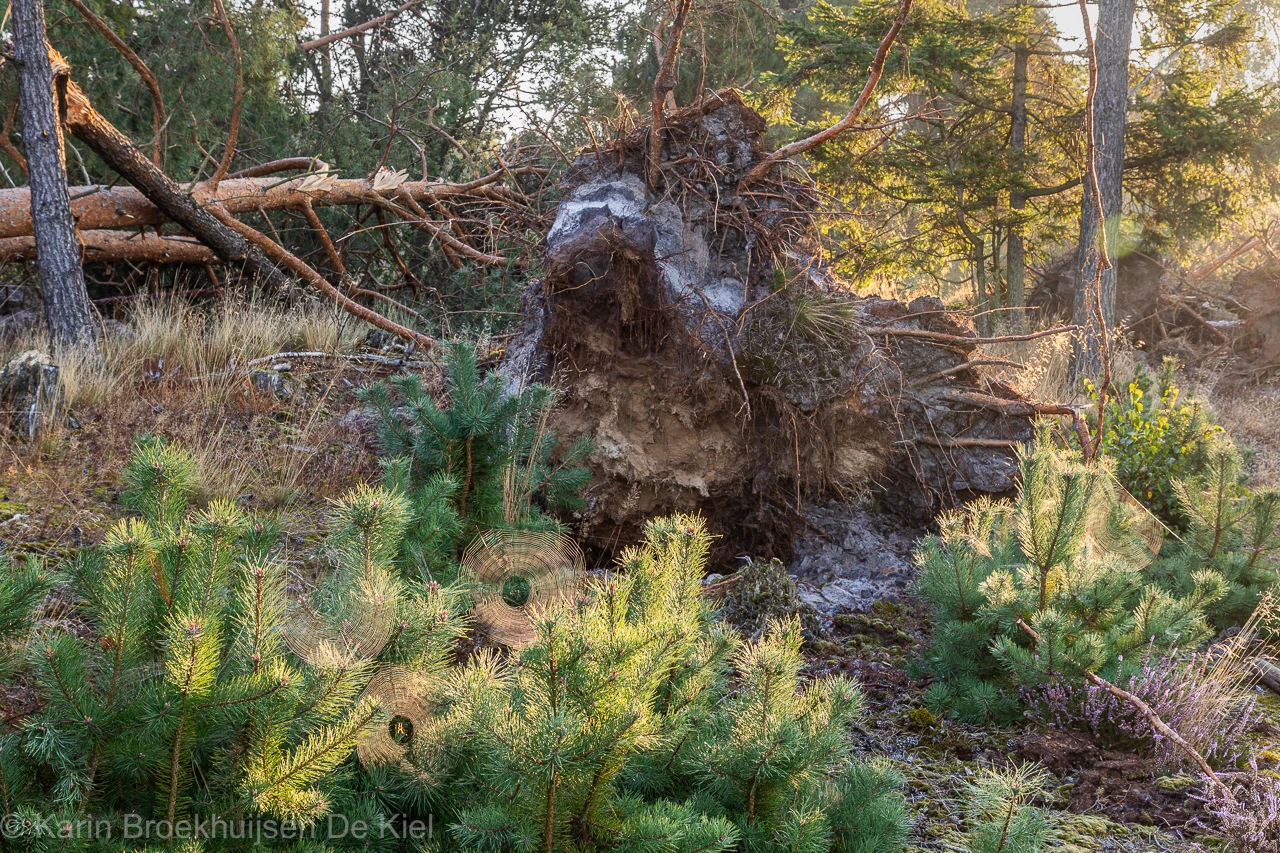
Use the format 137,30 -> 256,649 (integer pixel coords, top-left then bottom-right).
0,230 -> 215,263
44,52 -> 435,347
0,170 -> 533,241
502,91 -> 1052,562
55,56 -> 290,291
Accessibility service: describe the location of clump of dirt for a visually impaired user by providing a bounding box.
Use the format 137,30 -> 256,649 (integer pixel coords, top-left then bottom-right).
514,90 -> 1043,566
1016,729 -> 1208,830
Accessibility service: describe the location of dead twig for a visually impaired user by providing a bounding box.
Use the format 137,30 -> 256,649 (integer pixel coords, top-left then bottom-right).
739,0 -> 913,187
245,351 -> 432,368
874,324 -> 1077,346
298,0 -> 427,52
65,0 -> 167,167
208,203 -> 435,349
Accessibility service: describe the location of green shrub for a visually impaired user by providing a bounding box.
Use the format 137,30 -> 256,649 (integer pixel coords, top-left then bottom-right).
393,515 -> 912,853
1084,358 -> 1223,529
14,438 -> 465,833
962,764 -> 1053,853
914,427 -> 1223,724
5,443 -> 916,852
1152,444 -> 1280,627
364,341 -> 593,583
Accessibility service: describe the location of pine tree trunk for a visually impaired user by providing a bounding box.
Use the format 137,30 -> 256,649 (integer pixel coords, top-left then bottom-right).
11,0 -> 99,354
1006,40 -> 1029,333
319,0 -> 332,103
56,70 -> 291,292
973,235 -> 988,336
1069,0 -> 1136,381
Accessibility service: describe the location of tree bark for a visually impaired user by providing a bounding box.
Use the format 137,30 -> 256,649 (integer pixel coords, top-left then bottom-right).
0,230 -> 215,263
0,171 -> 525,239
53,62 -> 292,293
12,0 -> 100,354
1006,39 -> 1029,333
1069,0 -> 1136,381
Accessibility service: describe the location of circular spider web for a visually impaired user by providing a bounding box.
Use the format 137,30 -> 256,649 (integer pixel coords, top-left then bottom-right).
356,665 -> 434,768
461,529 -> 583,647
1084,475 -> 1166,570
281,584 -> 397,666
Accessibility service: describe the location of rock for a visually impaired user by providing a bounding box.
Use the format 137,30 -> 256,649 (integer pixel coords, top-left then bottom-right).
337,406 -> 381,433
250,369 -> 291,399
0,350 -> 63,439
789,501 -> 923,616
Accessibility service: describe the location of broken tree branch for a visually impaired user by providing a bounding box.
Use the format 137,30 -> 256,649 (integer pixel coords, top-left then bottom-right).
648,0 -> 694,188
64,0 -> 166,166
297,0 -> 426,52
226,157 -> 329,179
739,0 -> 913,187
207,204 -> 434,349
54,55 -> 290,291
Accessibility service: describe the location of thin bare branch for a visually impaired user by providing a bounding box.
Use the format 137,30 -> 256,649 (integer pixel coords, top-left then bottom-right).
297,0 -> 426,52
208,0 -> 242,186
739,0 -> 914,187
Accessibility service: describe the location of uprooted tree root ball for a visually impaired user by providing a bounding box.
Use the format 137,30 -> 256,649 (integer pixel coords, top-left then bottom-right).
502,90 -> 1050,563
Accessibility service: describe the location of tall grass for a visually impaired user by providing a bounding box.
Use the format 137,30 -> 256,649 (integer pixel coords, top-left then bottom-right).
2,297 -> 364,410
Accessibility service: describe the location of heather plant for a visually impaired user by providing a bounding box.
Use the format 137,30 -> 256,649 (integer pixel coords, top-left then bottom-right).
1083,358 -> 1223,529
1040,644 -> 1260,770
1045,595 -> 1275,771
915,427 -> 1224,723
1208,764 -> 1280,853
365,341 -> 592,583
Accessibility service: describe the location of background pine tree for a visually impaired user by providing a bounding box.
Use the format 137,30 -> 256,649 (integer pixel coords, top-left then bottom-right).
365,342 -> 593,584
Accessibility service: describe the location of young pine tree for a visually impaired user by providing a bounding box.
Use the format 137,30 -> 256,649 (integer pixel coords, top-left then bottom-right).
961,764 -> 1053,853
1153,445 -> 1280,627
915,428 -> 1223,723
19,439 -> 464,835
400,516 -> 908,853
365,342 -> 592,583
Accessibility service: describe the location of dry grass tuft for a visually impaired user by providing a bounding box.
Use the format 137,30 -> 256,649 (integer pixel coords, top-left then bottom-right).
0,297 -> 393,556
2,297 -> 365,411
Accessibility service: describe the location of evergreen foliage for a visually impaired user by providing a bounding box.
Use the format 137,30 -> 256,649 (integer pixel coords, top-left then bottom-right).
1084,359 -> 1223,528
915,428 -> 1225,723
961,764 -> 1052,853
13,438 -> 465,836
393,516 -> 910,853
365,341 -> 592,583
1154,445 -> 1280,627
0,553 -> 52,650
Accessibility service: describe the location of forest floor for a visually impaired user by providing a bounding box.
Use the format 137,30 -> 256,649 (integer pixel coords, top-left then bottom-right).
2,304 -> 1278,851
